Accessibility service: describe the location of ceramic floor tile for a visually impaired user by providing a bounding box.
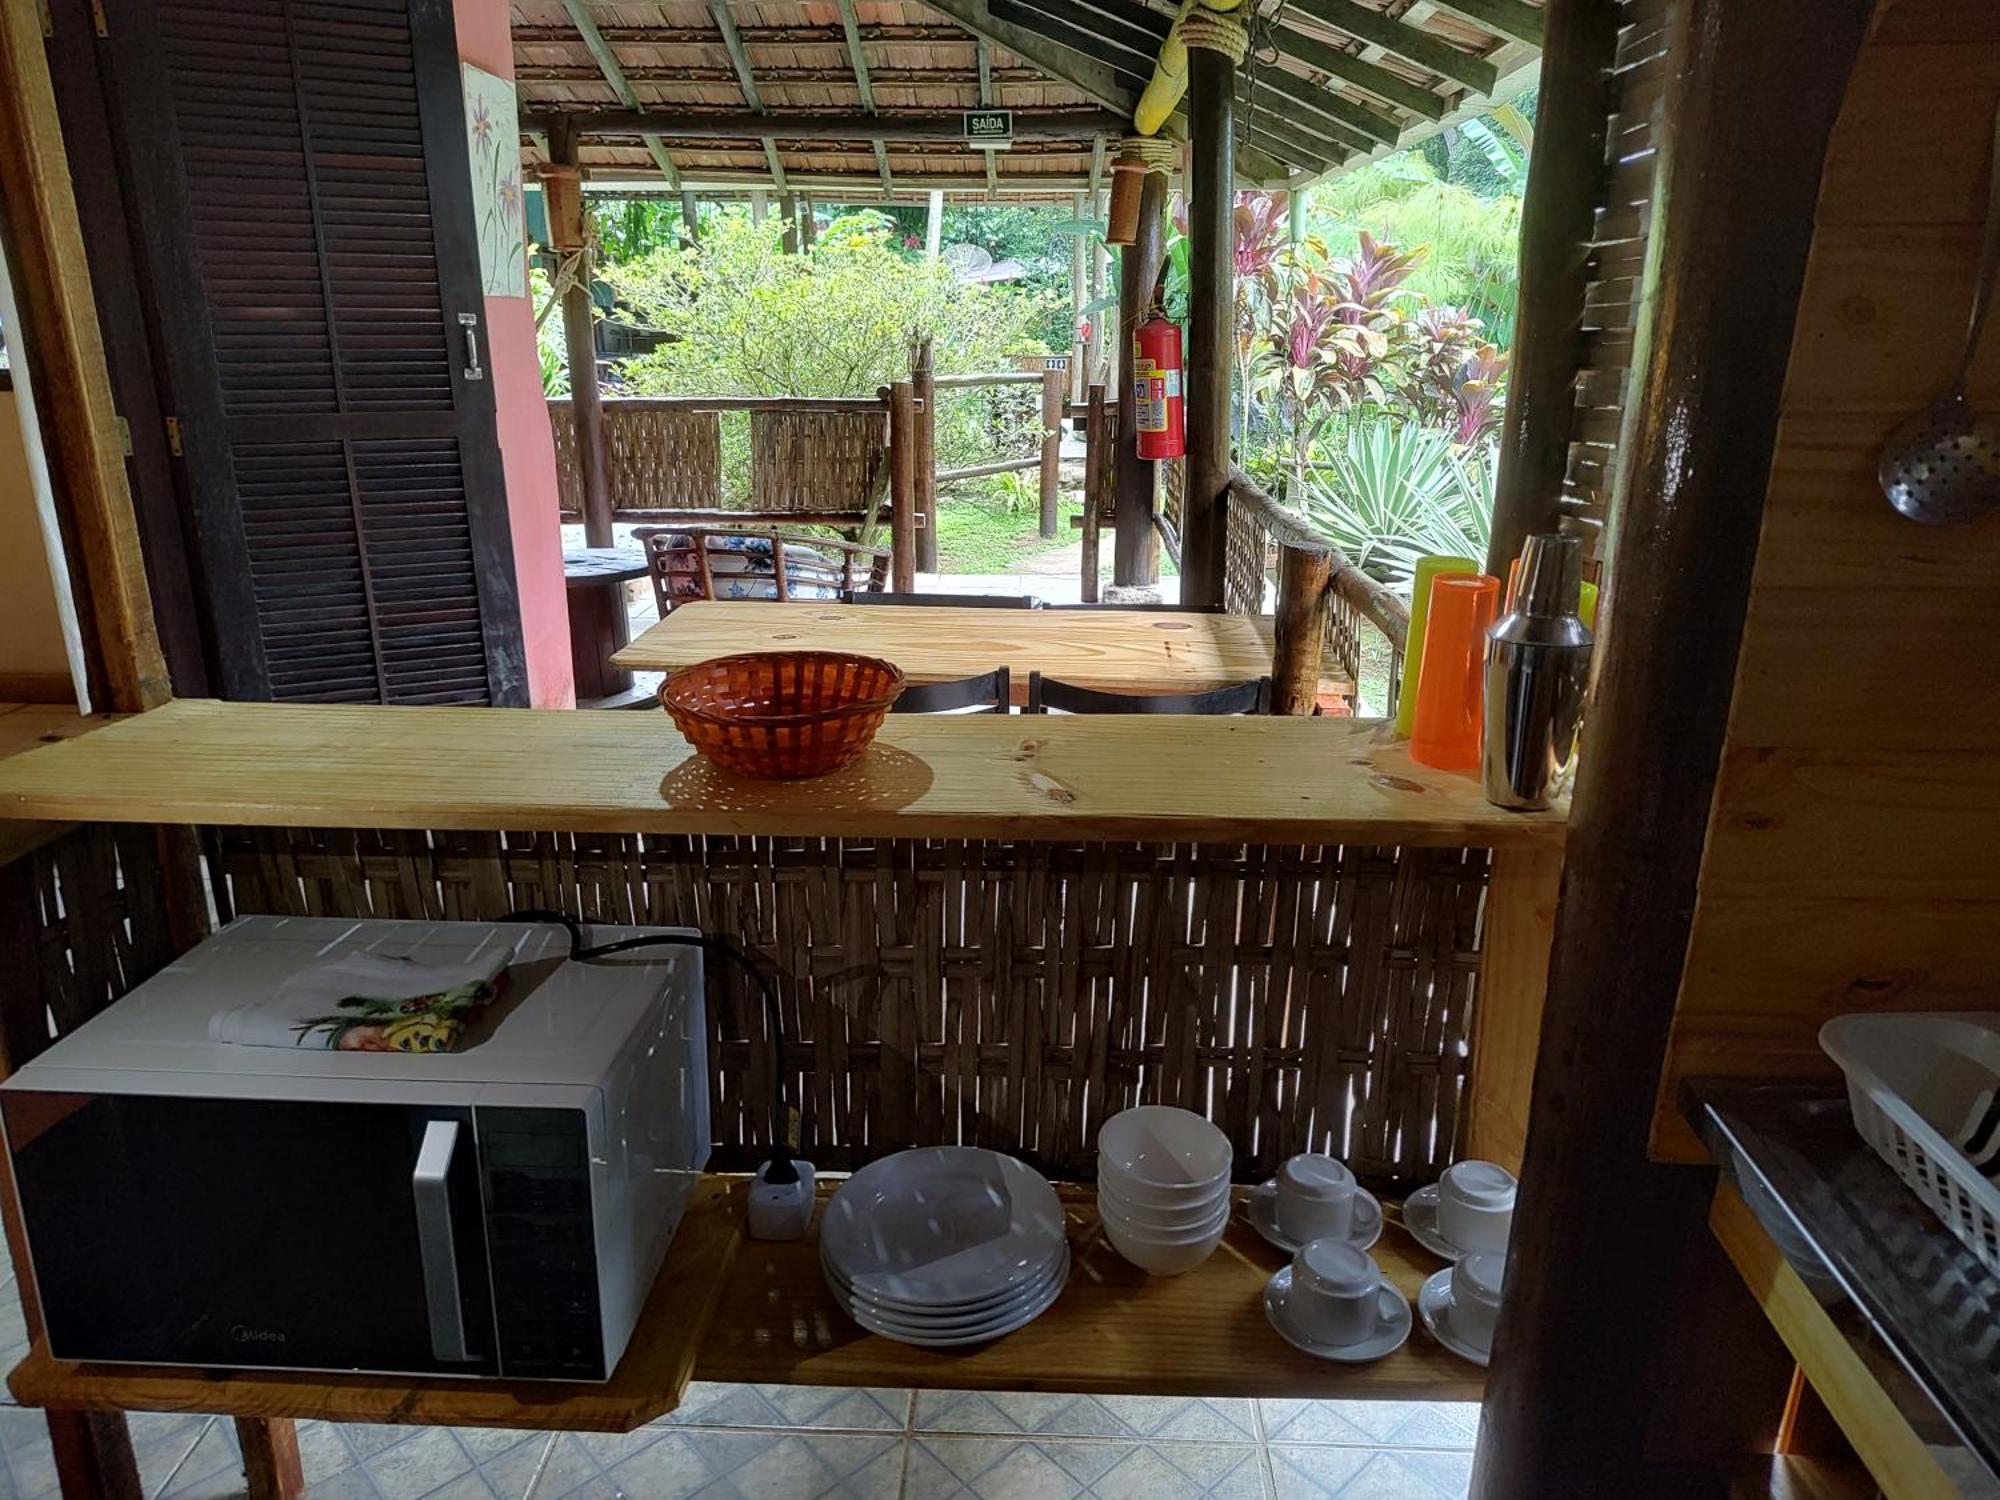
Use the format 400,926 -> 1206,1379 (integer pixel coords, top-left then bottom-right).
1267,1446 -> 1376,1500
366,1428 -> 476,1500
302,1468 -> 380,1500
905,1438 -> 1086,1500
1377,1450 -> 1472,1497
706,1432 -> 900,1500
418,1473 -> 499,1500
125,1410 -> 211,1495
478,1433 -> 558,1499
293,1421 -> 360,1488
1085,1444 -> 1267,1500
524,1434 -> 603,1499
914,1392 -> 1177,1440
658,1383 -> 909,1433
1257,1403 -> 1476,1451
601,1429 -> 722,1500
0,1407 -> 57,1500
158,1420 -> 242,1500
451,1429 -> 546,1470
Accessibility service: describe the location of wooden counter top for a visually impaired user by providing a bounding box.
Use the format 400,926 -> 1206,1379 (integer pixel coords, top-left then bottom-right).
0,699 -> 1564,847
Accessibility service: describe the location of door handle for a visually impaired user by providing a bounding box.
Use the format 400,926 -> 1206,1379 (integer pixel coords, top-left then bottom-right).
458,313 -> 485,381
413,1118 -> 473,1362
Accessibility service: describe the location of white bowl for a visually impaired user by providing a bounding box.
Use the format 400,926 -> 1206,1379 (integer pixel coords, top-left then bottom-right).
1099,1193 -> 1230,1244
1098,1179 -> 1231,1231
1098,1106 -> 1232,1192
1102,1212 -> 1226,1275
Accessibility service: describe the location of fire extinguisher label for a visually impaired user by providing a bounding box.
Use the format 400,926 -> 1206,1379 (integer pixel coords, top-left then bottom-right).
1133,357 -> 1168,432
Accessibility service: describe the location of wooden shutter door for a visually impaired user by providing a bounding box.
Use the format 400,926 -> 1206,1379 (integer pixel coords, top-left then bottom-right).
112,0 -> 527,704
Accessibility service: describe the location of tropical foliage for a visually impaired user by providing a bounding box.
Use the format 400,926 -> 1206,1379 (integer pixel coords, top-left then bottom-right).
1299,422 -> 1494,590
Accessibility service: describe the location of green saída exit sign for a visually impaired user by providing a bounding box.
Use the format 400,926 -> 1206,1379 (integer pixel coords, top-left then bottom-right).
963,110 -> 1014,147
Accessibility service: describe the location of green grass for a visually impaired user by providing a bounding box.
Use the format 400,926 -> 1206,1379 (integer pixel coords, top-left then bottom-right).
934,482 -> 1081,574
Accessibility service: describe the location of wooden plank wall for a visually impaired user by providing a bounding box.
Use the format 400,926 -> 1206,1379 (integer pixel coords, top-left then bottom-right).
1651,0 -> 2000,1159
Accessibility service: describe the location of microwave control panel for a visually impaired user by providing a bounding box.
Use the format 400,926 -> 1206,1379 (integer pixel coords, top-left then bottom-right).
478,1106 -> 605,1380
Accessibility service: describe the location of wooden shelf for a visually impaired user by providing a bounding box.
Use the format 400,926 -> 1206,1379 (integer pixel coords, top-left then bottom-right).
7,1180 -> 1480,1434
0,699 -> 1563,847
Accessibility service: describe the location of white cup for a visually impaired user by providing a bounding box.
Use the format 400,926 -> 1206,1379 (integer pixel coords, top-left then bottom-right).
1287,1239 -> 1381,1347
1449,1252 -> 1505,1350
1276,1154 -> 1357,1244
1437,1160 -> 1516,1254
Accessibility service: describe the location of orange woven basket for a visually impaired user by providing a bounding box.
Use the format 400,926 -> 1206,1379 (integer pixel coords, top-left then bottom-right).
659,651 -> 907,779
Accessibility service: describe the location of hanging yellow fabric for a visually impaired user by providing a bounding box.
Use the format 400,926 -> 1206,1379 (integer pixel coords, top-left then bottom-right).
1133,0 -> 1249,139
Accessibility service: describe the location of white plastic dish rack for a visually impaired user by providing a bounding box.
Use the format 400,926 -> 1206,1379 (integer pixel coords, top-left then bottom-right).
1820,1012 -> 2000,1274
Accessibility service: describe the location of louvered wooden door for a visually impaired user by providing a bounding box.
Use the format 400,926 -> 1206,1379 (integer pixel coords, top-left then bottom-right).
112,0 -> 527,704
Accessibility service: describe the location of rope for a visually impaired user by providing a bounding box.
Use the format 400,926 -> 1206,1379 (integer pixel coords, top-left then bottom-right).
1117,135 -> 1181,174
1179,8 -> 1250,63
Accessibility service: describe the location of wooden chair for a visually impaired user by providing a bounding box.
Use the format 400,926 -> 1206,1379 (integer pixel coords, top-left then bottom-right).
892,666 -> 1012,715
636,527 -> 889,615
1043,602 -> 1226,613
1025,673 -> 1273,715
841,591 -> 1041,609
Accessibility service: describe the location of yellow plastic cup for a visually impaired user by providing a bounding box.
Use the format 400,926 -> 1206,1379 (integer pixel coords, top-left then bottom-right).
1396,555 -> 1479,737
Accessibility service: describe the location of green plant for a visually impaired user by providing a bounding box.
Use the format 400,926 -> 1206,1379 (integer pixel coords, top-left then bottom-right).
1298,421 -> 1494,590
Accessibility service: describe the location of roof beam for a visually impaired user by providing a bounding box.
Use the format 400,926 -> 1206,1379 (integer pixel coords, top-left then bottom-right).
913,0 -> 1136,113
1274,25 -> 1448,121
831,0 -> 894,191
705,0 -> 787,190
523,109 -> 1129,141
1424,0 -> 1544,49
557,0 -> 682,189
1284,0 -> 1498,94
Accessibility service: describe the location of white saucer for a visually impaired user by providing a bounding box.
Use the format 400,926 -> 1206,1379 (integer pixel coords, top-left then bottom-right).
1402,1183 -> 1478,1262
1263,1268 -> 1412,1363
1248,1182 -> 1383,1255
1417,1267 -> 1491,1367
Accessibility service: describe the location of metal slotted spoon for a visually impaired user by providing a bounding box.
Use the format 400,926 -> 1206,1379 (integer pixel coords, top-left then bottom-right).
1881,104 -> 2000,525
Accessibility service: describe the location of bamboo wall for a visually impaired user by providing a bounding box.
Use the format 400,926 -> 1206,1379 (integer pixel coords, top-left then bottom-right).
1651,0 -> 2000,1157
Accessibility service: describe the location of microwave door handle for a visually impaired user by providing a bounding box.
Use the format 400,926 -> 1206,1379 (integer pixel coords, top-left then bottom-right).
413,1119 -> 472,1363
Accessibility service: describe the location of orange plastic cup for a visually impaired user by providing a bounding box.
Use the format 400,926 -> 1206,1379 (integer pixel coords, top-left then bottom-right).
1410,574 -> 1500,771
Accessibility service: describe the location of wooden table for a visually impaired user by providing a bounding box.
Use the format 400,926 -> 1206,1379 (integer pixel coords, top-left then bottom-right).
563,548 -> 650,709
611,601 -> 1351,705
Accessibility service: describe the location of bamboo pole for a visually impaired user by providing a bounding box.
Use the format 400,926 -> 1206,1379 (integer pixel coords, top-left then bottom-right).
1039,366 -> 1063,539
912,339 -> 938,574
1181,48 -> 1234,610
1081,383 -> 1108,604
887,382 -> 918,592
1271,545 -> 1332,715
1070,190 -> 1089,408
1114,171 -> 1166,587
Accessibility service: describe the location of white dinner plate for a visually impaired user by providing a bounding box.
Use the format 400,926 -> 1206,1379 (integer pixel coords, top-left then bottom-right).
1247,1181 -> 1384,1255
1417,1267 -> 1491,1367
820,1243 -> 1065,1320
835,1246 -> 1071,1347
1263,1269 -> 1412,1363
822,1147 -> 1066,1304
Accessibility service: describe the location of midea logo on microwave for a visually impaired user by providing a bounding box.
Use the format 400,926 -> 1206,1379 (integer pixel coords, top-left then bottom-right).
231,1325 -> 288,1345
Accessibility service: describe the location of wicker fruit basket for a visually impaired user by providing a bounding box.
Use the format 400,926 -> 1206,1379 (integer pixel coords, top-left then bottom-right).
659,651 -> 906,779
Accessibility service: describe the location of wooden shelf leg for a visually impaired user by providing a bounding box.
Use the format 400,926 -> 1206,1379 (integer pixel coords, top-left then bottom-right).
236,1417 -> 306,1500
47,1411 -> 141,1500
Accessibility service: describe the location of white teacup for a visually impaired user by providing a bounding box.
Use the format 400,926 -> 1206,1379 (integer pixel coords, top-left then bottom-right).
1288,1239 -> 1380,1347
1437,1160 -> 1516,1253
1449,1252 -> 1505,1350
1276,1154 -> 1358,1244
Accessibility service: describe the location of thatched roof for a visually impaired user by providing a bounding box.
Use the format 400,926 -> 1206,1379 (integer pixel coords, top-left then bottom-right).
512,0 -> 1543,199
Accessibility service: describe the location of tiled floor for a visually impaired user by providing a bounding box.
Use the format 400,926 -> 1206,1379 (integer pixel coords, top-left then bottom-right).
0,1274 -> 1479,1499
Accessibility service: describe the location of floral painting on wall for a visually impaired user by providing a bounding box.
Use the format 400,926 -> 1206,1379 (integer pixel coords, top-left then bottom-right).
462,64 -> 525,297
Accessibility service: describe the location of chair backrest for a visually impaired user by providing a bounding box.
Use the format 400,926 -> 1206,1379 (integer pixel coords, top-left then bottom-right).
636,527 -> 890,614
892,666 -> 1012,715
750,408 -> 888,517
842,591 -> 1040,609
1026,673 -> 1273,715
551,401 -> 721,515
1043,602 -> 1226,613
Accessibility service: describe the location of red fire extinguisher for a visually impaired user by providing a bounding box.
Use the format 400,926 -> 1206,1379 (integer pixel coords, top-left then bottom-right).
1132,309 -> 1185,460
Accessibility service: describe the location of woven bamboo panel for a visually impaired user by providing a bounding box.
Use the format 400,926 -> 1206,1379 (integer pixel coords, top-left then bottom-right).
1223,496 -> 1270,616
551,402 -> 723,517
1159,456 -> 1185,563
749,409 -> 888,517
202,828 -> 1491,1189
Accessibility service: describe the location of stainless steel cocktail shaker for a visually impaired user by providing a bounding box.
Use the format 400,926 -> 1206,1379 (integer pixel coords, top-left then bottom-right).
1483,534 -> 1592,810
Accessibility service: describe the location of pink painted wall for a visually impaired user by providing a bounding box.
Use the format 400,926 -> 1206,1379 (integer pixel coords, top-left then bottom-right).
455,0 -> 574,707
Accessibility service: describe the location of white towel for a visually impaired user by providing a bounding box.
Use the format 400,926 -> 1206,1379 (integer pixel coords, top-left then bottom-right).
208,950 -> 511,1051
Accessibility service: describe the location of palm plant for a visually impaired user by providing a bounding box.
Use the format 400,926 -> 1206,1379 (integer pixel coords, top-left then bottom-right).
1299,422 -> 1494,590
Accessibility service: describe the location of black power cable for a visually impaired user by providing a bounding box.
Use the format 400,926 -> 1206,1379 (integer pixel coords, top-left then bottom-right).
498,910 -> 797,1185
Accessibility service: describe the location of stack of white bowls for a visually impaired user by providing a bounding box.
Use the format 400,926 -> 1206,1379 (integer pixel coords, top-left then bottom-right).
820,1146 -> 1069,1346
1096,1105 -> 1234,1275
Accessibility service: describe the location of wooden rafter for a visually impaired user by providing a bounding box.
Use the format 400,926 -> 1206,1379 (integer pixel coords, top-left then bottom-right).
914,0 -> 1134,113
977,37 -> 998,195
832,0 -> 894,191
1284,0 -> 1498,94
558,0 -> 682,189
1425,0 -> 1544,49
524,109 -> 1127,141
1274,24 -> 1447,121
705,0 -> 788,190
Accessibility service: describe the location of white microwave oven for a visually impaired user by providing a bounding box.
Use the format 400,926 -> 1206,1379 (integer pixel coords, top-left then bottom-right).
0,916 -> 710,1382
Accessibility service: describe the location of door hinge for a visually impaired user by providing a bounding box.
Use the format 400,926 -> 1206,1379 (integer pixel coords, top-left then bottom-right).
89,0 -> 107,36
164,416 -> 183,457
115,417 -> 132,457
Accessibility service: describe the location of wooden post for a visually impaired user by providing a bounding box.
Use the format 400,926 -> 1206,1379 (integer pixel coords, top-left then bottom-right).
749,189 -> 767,226
1081,383 -> 1107,604
547,119 -> 611,547
887,382 -> 917,592
1470,1 -> 1876,1494
1038,366 -> 1063,540
798,195 -> 815,251
236,1418 -> 305,1500
1090,189 -> 1109,391
1270,545 -> 1331,715
912,339 -> 938,573
1483,0 -> 1620,577
1070,190 -> 1089,406
1181,45 -> 1234,610
1114,170 -> 1166,587
924,188 -> 944,257
681,188 -> 700,245
1285,187 -> 1305,245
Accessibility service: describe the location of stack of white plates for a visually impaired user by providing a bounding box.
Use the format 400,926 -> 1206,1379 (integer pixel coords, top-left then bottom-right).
820,1146 -> 1069,1346
1097,1106 -> 1233,1275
